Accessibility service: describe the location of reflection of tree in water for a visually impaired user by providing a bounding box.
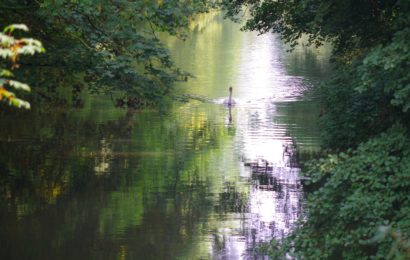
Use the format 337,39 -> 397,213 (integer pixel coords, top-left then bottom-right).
253,174 -> 282,192
115,177 -> 214,259
0,101 -> 235,259
215,182 -> 249,214
98,109 -> 136,139
210,138 -> 304,259
0,111 -> 80,217
0,107 -> 137,218
93,109 -> 136,176
253,146 -> 303,254
246,166 -> 303,259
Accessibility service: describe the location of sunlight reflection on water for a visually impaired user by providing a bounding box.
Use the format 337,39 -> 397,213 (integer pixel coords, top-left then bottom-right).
167,23 -> 327,258
205,33 -> 314,259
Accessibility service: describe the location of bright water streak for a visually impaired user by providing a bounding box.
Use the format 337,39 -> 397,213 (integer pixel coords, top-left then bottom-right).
166,13 -> 330,259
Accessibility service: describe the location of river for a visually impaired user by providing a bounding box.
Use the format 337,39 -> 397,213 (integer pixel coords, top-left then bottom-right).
0,14 -> 330,259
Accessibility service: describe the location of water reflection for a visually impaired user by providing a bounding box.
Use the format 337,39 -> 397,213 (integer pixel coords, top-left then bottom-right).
167,14 -> 328,259
0,14 -> 329,260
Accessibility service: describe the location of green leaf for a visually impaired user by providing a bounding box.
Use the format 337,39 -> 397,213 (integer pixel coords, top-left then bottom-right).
0,70 -> 14,77
3,24 -> 29,33
7,80 -> 31,92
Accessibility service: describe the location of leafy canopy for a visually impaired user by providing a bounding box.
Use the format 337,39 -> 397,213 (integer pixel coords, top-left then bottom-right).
1,0 -> 211,107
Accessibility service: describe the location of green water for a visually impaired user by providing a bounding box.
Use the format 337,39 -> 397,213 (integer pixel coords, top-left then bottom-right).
0,14 -> 330,259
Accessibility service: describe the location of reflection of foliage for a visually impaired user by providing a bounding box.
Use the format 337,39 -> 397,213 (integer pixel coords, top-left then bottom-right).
98,186 -> 145,238
0,24 -> 44,108
0,97 -> 238,258
0,108 -> 92,217
215,182 -> 249,213
88,106 -> 233,258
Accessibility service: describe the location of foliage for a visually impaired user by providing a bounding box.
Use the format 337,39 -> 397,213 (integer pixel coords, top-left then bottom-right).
358,28 -> 410,112
318,65 -> 389,150
319,24 -> 410,150
220,0 -> 401,52
0,24 -> 44,108
270,126 -> 410,259
0,0 -> 211,107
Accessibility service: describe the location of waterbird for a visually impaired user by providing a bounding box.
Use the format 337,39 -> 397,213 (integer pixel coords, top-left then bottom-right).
223,87 -> 236,107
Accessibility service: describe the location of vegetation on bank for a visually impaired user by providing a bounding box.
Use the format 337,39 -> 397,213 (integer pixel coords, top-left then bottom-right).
221,0 -> 410,258
0,0 -> 212,108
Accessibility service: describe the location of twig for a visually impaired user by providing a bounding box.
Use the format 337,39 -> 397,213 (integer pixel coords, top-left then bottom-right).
145,15 -> 159,40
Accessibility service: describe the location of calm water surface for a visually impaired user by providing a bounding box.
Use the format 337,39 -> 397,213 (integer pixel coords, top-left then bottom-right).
0,14 -> 330,259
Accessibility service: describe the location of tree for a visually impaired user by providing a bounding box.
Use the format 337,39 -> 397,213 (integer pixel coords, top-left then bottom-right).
0,0 -> 211,107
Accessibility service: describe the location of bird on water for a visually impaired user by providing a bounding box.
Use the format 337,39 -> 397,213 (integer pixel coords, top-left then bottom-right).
223,86 -> 236,107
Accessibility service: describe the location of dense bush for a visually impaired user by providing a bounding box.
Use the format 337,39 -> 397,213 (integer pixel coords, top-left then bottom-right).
320,25 -> 410,150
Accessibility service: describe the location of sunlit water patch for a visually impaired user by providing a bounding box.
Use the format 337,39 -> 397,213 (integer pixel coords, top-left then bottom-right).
165,14 -> 330,259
